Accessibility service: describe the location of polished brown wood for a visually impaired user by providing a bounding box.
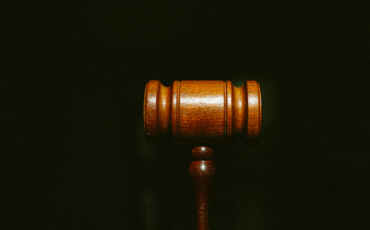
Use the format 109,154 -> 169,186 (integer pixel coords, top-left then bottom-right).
143,80 -> 262,146
191,146 -> 214,160
143,80 -> 262,230
190,159 -> 215,230
190,146 -> 215,230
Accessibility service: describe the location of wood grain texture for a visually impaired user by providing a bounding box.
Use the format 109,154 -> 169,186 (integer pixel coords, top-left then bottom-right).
180,81 -> 225,141
189,160 -> 215,230
143,80 -> 262,145
143,80 -> 262,230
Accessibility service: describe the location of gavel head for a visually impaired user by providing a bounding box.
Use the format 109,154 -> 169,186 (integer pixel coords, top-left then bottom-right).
143,80 -> 262,146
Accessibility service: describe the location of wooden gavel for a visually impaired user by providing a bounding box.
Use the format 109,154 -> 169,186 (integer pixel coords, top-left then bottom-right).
143,80 -> 262,230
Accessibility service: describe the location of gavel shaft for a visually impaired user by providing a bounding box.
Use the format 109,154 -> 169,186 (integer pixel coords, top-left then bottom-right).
190,146 -> 216,230
190,161 -> 215,230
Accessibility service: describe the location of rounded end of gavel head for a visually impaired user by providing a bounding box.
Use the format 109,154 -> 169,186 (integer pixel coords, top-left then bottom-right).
143,80 -> 262,147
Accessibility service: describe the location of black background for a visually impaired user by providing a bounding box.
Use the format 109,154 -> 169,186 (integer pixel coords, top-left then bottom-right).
1,1 -> 369,229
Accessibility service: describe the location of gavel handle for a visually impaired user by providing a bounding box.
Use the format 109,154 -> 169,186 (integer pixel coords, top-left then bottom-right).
189,161 -> 215,230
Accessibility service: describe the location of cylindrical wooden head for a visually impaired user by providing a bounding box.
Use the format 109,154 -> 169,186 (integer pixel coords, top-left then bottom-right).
143,80 -> 262,146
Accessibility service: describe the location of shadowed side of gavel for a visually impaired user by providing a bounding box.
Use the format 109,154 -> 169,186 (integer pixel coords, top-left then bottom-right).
144,80 -> 262,230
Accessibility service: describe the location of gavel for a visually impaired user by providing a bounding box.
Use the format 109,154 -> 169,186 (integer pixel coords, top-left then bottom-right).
143,80 -> 262,230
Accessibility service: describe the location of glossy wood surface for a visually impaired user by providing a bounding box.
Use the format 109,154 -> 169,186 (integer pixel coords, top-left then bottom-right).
143,80 -> 262,145
143,80 -> 262,229
191,146 -> 214,160
190,150 -> 215,230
